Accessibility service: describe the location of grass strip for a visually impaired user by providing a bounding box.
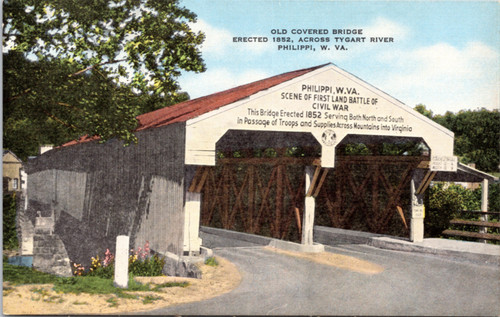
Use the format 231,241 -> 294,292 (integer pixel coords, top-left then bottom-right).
4,262 -> 190,296
142,295 -> 163,304
3,262 -> 60,285
152,282 -> 189,291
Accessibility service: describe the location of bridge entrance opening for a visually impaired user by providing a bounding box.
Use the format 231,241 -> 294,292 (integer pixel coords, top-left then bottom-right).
189,130 -> 320,242
190,130 -> 432,242
315,135 -> 430,238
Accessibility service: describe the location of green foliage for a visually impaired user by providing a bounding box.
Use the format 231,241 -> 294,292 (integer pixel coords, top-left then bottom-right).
3,0 -> 205,158
217,146 -> 322,160
414,105 -> 499,173
424,182 -> 489,237
263,148 -> 278,158
88,263 -> 115,279
455,185 -> 481,211
425,183 -> 469,237
4,260 -> 189,300
142,294 -> 163,304
381,141 -> 427,156
3,193 -> 19,250
204,256 -> 219,267
424,182 -> 500,242
439,109 -> 499,173
483,182 -> 500,212
79,253 -> 114,279
73,243 -> 165,278
30,287 -> 65,303
106,296 -> 119,307
128,253 -> 166,277
344,143 -> 371,155
53,275 -> 144,295
31,287 -> 50,296
152,281 -> 189,291
4,0 -> 206,92
339,140 -> 427,156
3,262 -> 61,285
414,104 -> 434,119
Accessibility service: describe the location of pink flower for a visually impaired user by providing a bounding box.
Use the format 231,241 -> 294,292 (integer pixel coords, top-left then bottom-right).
103,248 -> 114,267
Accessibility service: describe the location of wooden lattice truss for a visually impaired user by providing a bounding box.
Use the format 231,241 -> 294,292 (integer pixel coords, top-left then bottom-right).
317,156 -> 432,234
189,155 -> 433,240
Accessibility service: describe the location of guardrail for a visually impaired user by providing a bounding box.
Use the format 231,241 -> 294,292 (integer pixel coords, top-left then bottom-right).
442,210 -> 500,242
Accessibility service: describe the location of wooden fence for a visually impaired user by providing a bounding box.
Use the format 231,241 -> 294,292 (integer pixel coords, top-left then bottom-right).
443,210 -> 500,242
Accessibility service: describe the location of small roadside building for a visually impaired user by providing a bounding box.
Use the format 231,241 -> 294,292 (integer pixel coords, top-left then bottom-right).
22,63 -> 494,276
3,150 -> 24,192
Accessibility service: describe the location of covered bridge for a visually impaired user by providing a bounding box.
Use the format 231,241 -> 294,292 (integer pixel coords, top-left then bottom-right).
22,63 -> 492,276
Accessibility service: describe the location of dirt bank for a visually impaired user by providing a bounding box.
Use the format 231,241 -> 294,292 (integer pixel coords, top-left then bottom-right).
3,256 -> 241,315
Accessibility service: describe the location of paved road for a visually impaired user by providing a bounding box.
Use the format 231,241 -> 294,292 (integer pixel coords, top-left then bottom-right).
147,235 -> 500,316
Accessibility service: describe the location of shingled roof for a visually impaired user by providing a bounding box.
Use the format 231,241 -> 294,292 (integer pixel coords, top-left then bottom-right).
63,63 -> 328,147
135,63 -> 328,131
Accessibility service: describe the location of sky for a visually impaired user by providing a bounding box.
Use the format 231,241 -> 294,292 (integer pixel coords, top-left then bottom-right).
177,0 -> 499,115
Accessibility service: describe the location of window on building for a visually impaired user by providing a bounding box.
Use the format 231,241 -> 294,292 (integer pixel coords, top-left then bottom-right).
13,178 -> 18,189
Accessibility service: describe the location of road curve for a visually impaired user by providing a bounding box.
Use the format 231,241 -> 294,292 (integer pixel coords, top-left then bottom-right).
146,240 -> 499,316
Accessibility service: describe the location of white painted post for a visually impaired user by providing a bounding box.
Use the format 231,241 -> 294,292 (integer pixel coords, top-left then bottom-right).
302,166 -> 315,245
479,179 -> 489,242
183,191 -> 202,255
481,179 -> 489,214
114,235 -> 129,289
410,177 -> 425,242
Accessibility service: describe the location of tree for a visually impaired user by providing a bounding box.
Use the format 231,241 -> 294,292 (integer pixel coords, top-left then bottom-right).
415,105 -> 499,173
3,52 -> 190,160
3,193 -> 19,250
414,104 -> 433,119
3,0 -> 205,157
438,109 -> 499,173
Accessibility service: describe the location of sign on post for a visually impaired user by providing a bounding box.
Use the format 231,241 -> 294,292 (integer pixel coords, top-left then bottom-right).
412,205 -> 425,219
430,155 -> 458,172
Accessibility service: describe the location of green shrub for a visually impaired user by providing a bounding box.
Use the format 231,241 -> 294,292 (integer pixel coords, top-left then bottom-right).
88,264 -> 115,279
85,253 -> 115,279
204,256 -> 218,266
72,242 -> 166,278
488,183 -> 500,212
472,182 -> 500,212
129,253 -> 166,277
425,183 -> 468,237
424,182 -> 498,238
3,193 -> 19,250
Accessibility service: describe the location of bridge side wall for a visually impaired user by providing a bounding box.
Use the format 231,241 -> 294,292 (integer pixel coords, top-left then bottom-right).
25,123 -> 186,271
